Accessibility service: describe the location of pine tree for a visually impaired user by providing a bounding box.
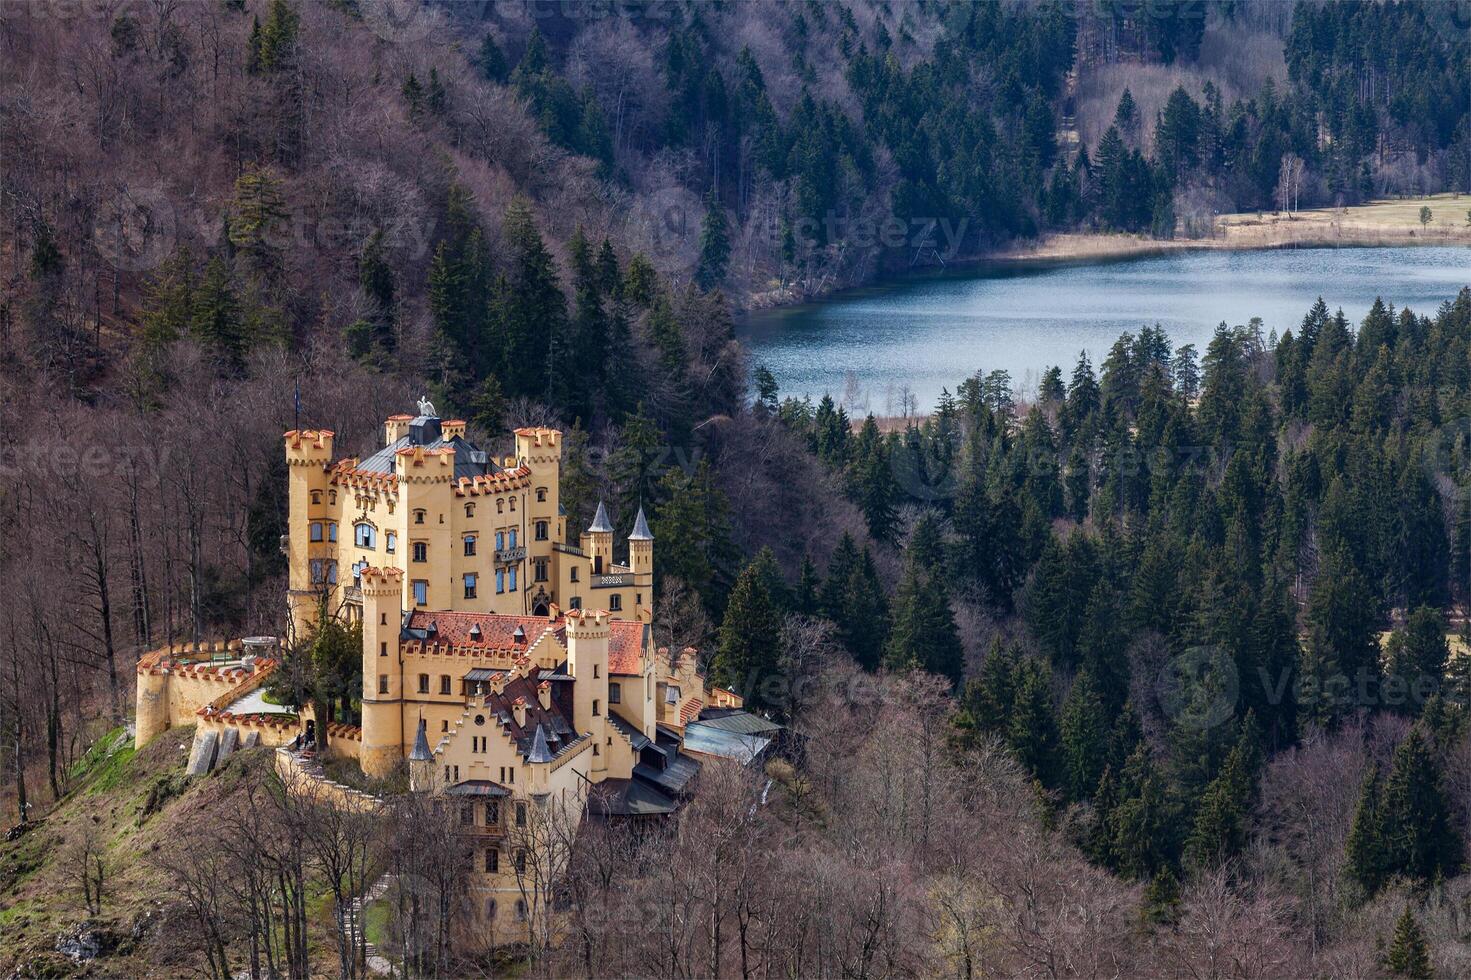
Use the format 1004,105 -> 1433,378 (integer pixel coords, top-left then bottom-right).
478,33 -> 508,83
695,193 -> 731,291
1007,657 -> 1061,788
1378,729 -> 1463,886
1060,668 -> 1109,802
1301,543 -> 1381,725
1182,730 -> 1256,869
491,199 -> 567,402
228,166 -> 287,273
794,556 -> 821,616
1385,606 -> 1450,716
1345,762 -> 1388,895
191,256 -> 245,372
713,553 -> 782,710
883,527 -> 963,686
651,459 -> 738,615
1384,906 -> 1435,979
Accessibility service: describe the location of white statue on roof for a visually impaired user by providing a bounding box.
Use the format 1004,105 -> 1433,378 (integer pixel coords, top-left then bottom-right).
417,395 -> 437,418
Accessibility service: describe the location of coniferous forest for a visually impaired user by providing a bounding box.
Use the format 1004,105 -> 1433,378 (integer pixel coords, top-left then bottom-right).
4,0 -> 1471,975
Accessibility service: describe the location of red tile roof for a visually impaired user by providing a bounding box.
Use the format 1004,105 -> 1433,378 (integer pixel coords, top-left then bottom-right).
403,610 -> 646,673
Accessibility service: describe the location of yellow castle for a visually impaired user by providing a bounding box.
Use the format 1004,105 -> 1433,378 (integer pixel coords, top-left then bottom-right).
136,406 -> 760,944
283,400 -> 653,637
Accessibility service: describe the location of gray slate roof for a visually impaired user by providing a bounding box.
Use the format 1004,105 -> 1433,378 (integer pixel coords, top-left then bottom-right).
629,506 -> 653,541
587,500 -> 613,533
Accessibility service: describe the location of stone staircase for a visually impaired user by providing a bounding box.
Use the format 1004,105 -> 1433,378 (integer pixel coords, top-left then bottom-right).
345,873 -> 395,976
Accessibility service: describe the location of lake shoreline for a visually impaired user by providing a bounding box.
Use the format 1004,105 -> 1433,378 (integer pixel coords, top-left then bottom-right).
742,195 -> 1471,312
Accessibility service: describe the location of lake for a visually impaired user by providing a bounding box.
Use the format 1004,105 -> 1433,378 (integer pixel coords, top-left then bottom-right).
738,246 -> 1471,414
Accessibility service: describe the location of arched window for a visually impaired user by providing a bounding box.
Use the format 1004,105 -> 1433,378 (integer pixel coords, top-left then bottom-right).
354,524 -> 375,549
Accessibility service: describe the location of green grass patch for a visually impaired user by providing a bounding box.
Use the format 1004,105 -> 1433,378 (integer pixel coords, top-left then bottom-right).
364,899 -> 389,948
69,727 -> 135,796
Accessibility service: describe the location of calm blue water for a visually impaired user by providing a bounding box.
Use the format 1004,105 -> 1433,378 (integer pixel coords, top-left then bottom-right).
739,247 -> 1471,413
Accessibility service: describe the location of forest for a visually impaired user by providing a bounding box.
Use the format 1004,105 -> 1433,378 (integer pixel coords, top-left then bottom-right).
3,0 -> 1471,975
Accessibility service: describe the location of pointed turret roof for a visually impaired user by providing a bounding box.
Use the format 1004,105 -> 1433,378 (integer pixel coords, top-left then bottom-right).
409,717 -> 432,761
629,506 -> 653,541
527,723 -> 555,764
588,500 -> 613,533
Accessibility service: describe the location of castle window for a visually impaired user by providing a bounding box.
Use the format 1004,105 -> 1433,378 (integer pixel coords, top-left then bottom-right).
412,542 -> 427,562
535,521 -> 548,541
461,804 -> 474,826
509,497 -> 516,511
380,642 -> 387,657
354,524 -> 375,549
485,848 -> 499,873
486,801 -> 499,824
509,529 -> 518,548
329,491 -> 337,505
496,570 -> 505,594
378,674 -> 388,694
514,850 -> 526,874
309,522 -> 323,542
442,720 -> 449,732
497,500 -> 504,514
534,560 -> 548,583
464,534 -> 476,556
636,593 -> 642,605
592,699 -> 600,717
465,502 -> 475,518
507,767 -> 513,783
570,568 -> 579,583
385,531 -> 397,553
413,509 -> 426,525
486,899 -> 497,919
666,685 -> 681,704
609,594 -> 622,612
515,899 -> 527,921
593,664 -> 599,679
609,683 -> 621,704
515,803 -> 527,827
311,490 -> 322,506
508,567 -> 517,592
440,675 -> 451,695
536,488 -> 547,502
326,522 -> 338,543
569,596 -> 581,610
413,580 -> 428,606
418,674 -> 429,694
464,573 -> 477,599
495,531 -> 505,551
593,743 -> 599,756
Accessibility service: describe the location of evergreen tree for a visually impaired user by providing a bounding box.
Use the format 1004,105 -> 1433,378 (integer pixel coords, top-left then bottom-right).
478,33 -> 508,83
1060,668 -> 1109,802
1384,906 -> 1435,979
651,458 -> 738,614
1007,657 -> 1061,788
191,256 -> 246,372
883,517 -> 963,686
713,551 -> 783,710
695,193 -> 731,291
1384,606 -> 1450,716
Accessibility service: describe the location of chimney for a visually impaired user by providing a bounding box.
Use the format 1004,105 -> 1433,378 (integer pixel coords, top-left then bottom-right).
512,696 -> 527,727
538,681 -> 551,710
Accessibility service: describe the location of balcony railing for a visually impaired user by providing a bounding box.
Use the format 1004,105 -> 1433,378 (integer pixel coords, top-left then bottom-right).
342,586 -> 363,604
590,572 -> 632,588
495,546 -> 526,564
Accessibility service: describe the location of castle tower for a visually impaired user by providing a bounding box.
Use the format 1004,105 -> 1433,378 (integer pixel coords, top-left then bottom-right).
408,716 -> 434,793
565,609 -> 610,780
581,501 -> 614,575
516,428 -> 562,599
360,567 -> 405,778
628,507 -> 654,621
134,660 -> 168,748
284,428 -> 336,639
393,425 -> 456,612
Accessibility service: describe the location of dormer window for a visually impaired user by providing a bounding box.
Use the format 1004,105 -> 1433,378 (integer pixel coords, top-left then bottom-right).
512,625 -> 526,643
469,623 -> 482,642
